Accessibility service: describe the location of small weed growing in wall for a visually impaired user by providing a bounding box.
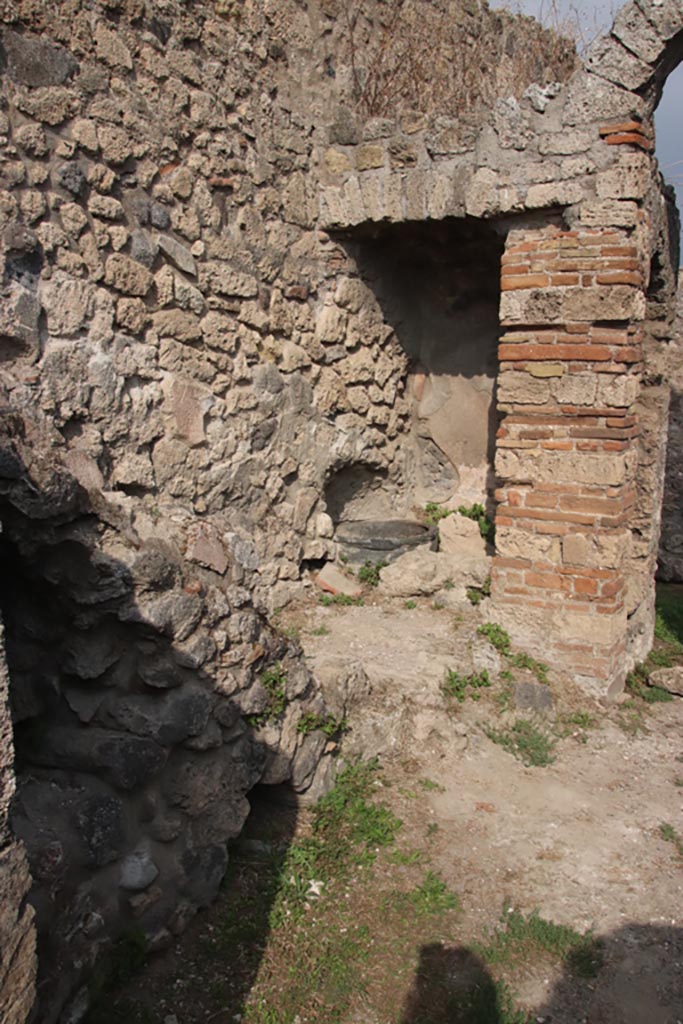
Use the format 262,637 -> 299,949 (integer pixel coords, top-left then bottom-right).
443,669 -> 491,704
508,651 -> 549,686
478,622 -> 511,656
485,719 -> 556,767
296,713 -> 347,738
467,575 -> 491,606
247,664 -> 288,727
404,599 -> 417,610
358,559 -> 387,587
319,593 -> 364,607
458,503 -> 495,542
424,502 -> 451,525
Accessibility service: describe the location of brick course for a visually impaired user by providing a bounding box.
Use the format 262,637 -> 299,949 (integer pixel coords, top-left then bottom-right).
491,225 -> 644,689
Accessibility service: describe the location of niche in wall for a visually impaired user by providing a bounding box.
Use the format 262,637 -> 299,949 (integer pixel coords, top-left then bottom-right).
338,217 -> 504,512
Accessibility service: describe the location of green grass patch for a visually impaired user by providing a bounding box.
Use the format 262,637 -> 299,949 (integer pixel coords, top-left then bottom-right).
485,719 -> 556,767
313,759 -> 402,863
555,710 -> 597,742
625,665 -> 673,704
616,701 -> 649,736
405,870 -> 460,916
418,777 -> 445,793
494,686 -> 514,713
478,907 -> 604,979
388,848 -> 424,866
659,821 -> 683,859
242,924 -> 372,1023
563,710 -> 596,730
262,761 -> 403,928
654,588 -> 683,651
319,593 -> 364,607
507,651 -> 548,685
641,587 -> 683,673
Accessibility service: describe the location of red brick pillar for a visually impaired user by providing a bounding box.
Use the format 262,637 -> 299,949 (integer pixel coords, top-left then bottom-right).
490,225 -> 646,696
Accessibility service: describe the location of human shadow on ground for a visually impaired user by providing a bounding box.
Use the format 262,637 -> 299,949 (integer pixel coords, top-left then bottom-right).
400,943 -> 509,1023
536,921 -> 683,1024
400,921 -> 683,1023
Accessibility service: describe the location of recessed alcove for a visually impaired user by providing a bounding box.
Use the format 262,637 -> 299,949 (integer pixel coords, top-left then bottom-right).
336,217 -> 504,516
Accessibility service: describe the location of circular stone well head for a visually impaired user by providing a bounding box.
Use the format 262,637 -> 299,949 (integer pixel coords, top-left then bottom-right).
335,519 -> 437,566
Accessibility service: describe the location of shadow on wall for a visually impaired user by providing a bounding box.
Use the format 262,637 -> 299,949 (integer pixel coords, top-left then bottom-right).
0,411 -> 327,1024
400,922 -> 683,1023
336,217 -> 504,514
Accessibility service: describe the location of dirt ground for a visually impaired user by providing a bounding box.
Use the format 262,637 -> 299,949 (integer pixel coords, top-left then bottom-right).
284,592 -> 683,1021
93,589 -> 683,1024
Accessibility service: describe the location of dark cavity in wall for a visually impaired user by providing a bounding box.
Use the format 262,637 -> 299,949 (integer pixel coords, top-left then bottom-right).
335,217 -> 504,516
0,495 -> 268,1024
324,463 -> 390,524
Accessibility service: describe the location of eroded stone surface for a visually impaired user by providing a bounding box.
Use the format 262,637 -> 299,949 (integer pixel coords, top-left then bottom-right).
0,0 -> 681,1020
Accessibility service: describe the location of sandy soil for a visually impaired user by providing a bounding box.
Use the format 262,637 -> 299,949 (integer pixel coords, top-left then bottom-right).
293,594 -> 683,1022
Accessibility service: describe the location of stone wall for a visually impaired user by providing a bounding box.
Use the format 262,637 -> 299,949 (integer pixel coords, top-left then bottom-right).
0,0 -> 682,1019
314,50 -> 679,694
0,2 -> 576,1019
0,605 -> 36,1024
658,273 -> 683,581
0,402 -> 333,1024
